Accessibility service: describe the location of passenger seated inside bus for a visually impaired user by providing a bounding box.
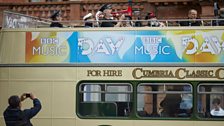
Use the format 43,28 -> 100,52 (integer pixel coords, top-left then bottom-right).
160,93 -> 182,117
159,85 -> 183,117
210,98 -> 224,117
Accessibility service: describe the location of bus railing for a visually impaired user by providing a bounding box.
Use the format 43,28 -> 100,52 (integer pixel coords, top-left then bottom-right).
2,10 -> 224,28
4,18 -> 224,29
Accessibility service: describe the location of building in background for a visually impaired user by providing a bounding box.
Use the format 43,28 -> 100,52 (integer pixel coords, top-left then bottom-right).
0,0 -> 223,28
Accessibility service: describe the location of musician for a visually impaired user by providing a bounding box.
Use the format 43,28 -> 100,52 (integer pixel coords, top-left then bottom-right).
99,4 -> 125,27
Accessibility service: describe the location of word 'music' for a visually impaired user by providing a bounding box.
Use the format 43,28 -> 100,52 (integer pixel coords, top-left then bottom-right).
32,38 -> 67,56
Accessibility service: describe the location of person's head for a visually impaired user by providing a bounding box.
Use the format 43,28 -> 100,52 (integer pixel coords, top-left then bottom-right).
188,9 -> 198,19
212,98 -> 221,110
8,95 -> 21,109
145,12 -> 159,26
145,12 -> 156,20
50,10 -> 62,21
219,8 -> 224,18
122,16 -> 133,27
102,4 -> 112,17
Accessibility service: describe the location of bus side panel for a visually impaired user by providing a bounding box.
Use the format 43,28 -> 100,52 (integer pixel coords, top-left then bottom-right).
0,67 -> 78,126
134,120 -> 194,126
0,31 -> 26,64
195,121 -> 224,126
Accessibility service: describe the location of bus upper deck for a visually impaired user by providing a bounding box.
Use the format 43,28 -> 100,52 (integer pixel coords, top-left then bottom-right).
0,12 -> 224,126
1,26 -> 224,65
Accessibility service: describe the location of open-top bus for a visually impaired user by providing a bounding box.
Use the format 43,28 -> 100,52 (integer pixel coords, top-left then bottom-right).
0,15 -> 224,126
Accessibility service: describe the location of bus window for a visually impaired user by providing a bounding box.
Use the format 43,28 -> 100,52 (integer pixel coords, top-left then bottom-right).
137,83 -> 192,118
197,84 -> 224,118
83,84 -> 101,102
105,85 -> 131,102
78,83 -> 133,117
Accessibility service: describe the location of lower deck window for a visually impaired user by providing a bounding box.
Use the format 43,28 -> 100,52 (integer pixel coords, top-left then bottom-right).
137,83 -> 193,118
78,83 -> 133,117
197,84 -> 224,118
77,82 -> 224,120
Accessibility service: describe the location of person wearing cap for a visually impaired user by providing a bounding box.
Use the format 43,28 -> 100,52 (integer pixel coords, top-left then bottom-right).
99,4 -> 125,27
179,9 -> 202,26
95,4 -> 108,27
145,12 -> 165,27
50,10 -> 63,28
83,13 -> 94,27
3,93 -> 41,126
213,8 -> 224,26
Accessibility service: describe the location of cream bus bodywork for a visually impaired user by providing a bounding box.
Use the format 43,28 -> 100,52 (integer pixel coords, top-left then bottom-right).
0,27 -> 224,126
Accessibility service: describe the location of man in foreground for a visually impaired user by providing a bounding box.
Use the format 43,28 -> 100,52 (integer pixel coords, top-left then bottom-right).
3,93 -> 42,126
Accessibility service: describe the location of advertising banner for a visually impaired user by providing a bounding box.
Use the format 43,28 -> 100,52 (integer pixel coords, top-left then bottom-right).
25,30 -> 224,63
2,11 -> 50,28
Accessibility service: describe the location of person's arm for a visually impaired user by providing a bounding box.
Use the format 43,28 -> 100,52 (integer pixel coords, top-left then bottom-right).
114,14 -> 125,27
23,93 -> 42,119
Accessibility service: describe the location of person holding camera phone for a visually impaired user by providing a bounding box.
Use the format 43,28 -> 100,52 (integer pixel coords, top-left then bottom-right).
3,93 -> 41,126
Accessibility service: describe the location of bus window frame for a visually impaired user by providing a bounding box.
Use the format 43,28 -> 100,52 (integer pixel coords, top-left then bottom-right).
197,83 -> 224,119
77,82 -> 133,118
137,83 -> 193,118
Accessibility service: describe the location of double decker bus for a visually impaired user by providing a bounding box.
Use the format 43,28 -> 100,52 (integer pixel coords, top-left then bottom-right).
0,20 -> 224,126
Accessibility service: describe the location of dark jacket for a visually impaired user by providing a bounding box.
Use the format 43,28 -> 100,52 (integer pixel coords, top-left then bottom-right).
3,99 -> 42,126
50,22 -> 63,28
179,18 -> 202,26
160,94 -> 181,117
100,18 -> 116,27
212,17 -> 224,26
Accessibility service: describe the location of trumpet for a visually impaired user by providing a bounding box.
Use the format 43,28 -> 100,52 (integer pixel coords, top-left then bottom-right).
111,6 -> 132,17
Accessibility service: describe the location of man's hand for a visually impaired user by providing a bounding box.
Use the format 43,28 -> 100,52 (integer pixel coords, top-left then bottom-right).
29,93 -> 37,100
20,93 -> 37,101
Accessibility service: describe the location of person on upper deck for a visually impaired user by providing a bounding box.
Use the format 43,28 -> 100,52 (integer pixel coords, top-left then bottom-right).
95,4 -> 107,27
213,8 -> 224,26
83,13 -> 94,27
145,12 -> 165,27
179,9 -> 202,26
50,10 -> 63,28
99,4 -> 125,27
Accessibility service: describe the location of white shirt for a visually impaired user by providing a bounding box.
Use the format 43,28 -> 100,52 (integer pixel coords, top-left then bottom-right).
210,107 -> 224,116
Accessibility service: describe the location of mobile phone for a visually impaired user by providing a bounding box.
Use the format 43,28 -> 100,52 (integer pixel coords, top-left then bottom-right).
26,93 -> 30,97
